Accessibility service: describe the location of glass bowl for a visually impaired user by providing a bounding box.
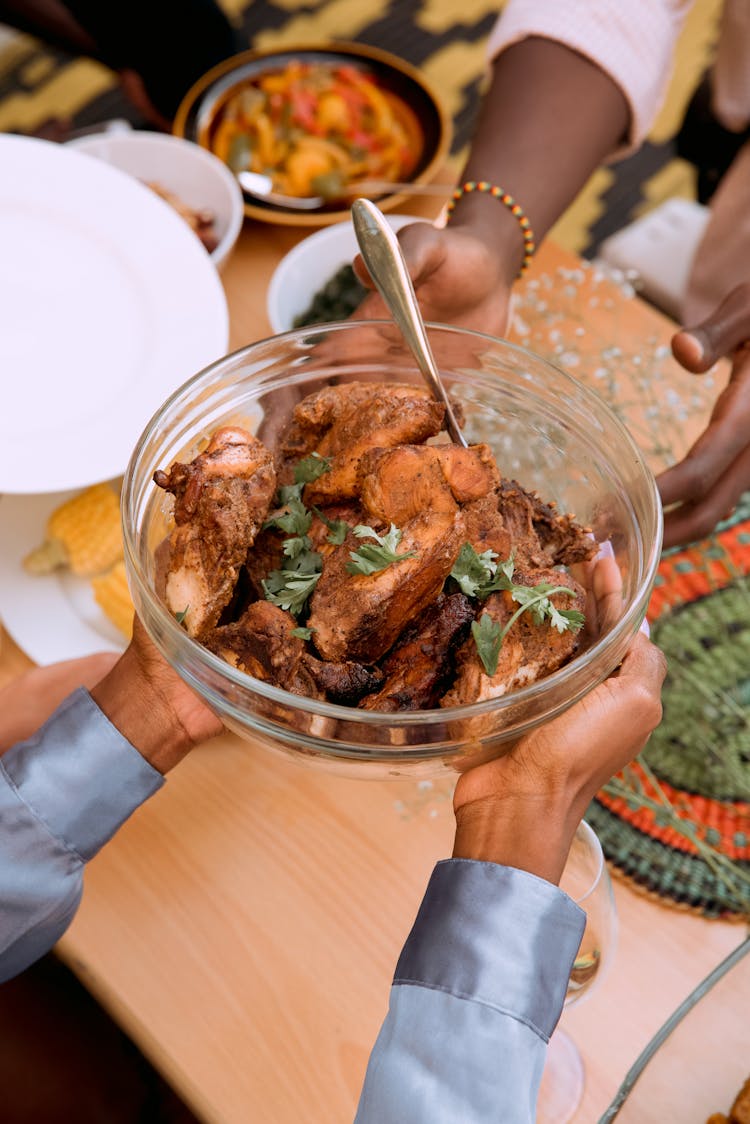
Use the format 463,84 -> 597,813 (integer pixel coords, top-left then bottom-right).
122,320 -> 662,778
600,936 -> 750,1122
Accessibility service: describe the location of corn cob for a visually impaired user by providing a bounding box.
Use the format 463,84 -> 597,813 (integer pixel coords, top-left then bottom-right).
24,483 -> 122,577
91,561 -> 134,638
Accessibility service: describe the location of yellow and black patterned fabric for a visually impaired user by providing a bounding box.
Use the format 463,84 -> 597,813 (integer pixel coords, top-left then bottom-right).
0,0 -> 724,255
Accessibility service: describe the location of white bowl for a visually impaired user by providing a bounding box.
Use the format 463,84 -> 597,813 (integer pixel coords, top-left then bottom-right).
67,131 -> 244,270
266,214 -> 424,332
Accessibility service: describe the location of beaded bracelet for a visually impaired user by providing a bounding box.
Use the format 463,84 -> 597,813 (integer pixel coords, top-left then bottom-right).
445,180 -> 536,276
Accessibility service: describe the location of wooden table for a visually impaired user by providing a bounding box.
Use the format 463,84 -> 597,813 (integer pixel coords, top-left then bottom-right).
0,198 -> 745,1123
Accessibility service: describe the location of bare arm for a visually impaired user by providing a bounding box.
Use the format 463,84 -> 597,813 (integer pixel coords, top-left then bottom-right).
357,38 -> 630,335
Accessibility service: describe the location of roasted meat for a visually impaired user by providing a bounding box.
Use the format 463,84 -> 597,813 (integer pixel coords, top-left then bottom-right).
442,568 -> 586,706
204,600 -> 381,704
308,510 -> 466,663
204,601 -> 319,695
153,427 -> 276,638
496,478 -> 595,567
154,380 -> 595,713
277,382 -> 446,501
358,443 -> 500,526
360,593 -> 474,711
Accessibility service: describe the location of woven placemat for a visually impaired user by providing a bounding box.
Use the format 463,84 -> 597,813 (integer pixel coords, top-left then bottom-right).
588,495 -> 750,920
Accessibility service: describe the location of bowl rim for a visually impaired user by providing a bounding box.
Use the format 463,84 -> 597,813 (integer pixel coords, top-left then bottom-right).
123,320 -> 663,737
266,213 -> 423,333
172,40 -> 452,227
67,130 -> 245,267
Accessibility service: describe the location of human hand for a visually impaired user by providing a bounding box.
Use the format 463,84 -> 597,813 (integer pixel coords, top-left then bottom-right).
91,616 -> 223,774
0,652 -> 119,753
657,283 -> 750,547
354,221 -> 514,337
452,633 -> 666,884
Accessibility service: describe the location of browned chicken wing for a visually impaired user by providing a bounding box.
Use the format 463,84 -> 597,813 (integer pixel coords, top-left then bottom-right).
204,600 -> 382,704
442,568 -> 586,706
153,426 -> 276,638
277,382 -> 446,502
360,593 -> 475,711
308,510 -> 466,663
358,443 -> 500,526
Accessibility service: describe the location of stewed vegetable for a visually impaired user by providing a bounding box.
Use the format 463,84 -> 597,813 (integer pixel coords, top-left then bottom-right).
209,61 -> 423,201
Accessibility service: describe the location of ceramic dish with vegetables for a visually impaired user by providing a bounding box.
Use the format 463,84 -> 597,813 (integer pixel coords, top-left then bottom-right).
174,43 -> 450,225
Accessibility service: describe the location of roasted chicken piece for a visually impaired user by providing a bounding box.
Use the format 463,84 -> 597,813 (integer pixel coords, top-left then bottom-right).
441,568 -> 585,706
277,382 -> 446,502
358,443 -> 501,526
308,509 -> 466,663
153,427 -> 276,638
496,478 -> 595,567
204,601 -> 382,704
360,593 -> 474,711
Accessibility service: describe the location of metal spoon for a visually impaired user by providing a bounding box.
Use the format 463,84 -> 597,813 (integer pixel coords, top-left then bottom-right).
237,169 -> 452,212
351,197 -> 468,448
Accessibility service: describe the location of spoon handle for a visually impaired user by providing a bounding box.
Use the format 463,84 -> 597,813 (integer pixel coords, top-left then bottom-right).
351,198 -> 468,448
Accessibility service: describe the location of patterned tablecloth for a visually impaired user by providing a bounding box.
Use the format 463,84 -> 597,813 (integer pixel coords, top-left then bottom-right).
510,257 -> 750,920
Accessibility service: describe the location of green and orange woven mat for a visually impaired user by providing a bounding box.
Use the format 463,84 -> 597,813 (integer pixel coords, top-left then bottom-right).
587,494 -> 750,920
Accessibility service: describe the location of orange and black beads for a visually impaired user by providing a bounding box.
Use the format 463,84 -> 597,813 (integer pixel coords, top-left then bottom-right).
445,180 -> 536,276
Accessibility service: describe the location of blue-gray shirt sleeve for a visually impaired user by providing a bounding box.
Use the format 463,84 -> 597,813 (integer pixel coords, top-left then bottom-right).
355,858 -> 585,1123
0,688 -> 163,982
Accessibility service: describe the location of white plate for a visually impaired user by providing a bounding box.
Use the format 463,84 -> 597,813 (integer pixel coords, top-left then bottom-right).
0,491 -> 126,663
0,134 -> 229,494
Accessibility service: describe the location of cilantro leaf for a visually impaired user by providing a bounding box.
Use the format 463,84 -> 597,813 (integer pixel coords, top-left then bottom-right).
502,582 -> 584,641
471,612 -> 504,676
346,524 -> 417,576
466,561 -> 585,675
449,544 -> 519,599
283,533 -> 313,560
174,606 -> 189,626
294,453 -> 332,484
290,625 -> 315,640
263,567 -> 321,616
312,506 -> 350,546
264,495 -> 311,537
450,543 -> 499,597
549,605 -> 586,634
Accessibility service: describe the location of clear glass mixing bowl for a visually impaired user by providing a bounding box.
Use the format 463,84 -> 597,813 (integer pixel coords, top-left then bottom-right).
122,320 -> 662,778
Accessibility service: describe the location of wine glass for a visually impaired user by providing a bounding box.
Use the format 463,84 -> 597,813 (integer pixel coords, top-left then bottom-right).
536,819 -> 618,1124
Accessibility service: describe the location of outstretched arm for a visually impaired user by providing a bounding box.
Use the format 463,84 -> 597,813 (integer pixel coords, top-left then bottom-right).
0,619 -> 221,982
356,634 -> 665,1123
357,0 -> 689,335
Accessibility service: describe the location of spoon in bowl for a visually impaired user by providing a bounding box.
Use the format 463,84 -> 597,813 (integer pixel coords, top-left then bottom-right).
237,169 -> 452,211
350,197 -> 467,448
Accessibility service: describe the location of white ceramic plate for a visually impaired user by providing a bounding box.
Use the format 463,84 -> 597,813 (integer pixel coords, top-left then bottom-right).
0,134 -> 229,495
0,491 -> 126,663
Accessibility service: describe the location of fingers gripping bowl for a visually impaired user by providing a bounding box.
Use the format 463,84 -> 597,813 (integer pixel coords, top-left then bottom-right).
122,322 -> 661,778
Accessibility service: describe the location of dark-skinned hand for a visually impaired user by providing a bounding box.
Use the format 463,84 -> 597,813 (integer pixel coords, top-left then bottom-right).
657,283 -> 750,548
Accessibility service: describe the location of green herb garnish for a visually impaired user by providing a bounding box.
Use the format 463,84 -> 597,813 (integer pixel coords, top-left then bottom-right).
174,606 -> 190,626
294,453 -> 332,485
264,495 -> 310,536
261,455 -> 334,617
455,547 -> 585,675
312,506 -> 350,546
346,524 -> 417,576
450,543 -> 501,597
471,613 -> 504,676
290,625 -> 315,640
264,566 -> 323,620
